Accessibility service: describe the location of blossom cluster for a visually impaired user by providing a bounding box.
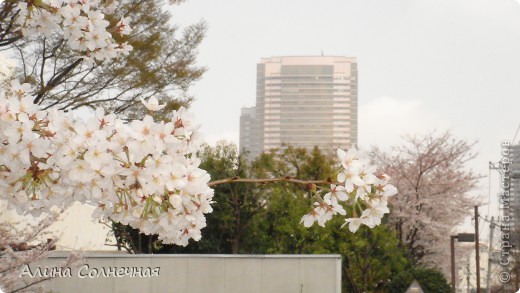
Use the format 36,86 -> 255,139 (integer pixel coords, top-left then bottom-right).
0,82 -> 214,246
301,147 -> 397,232
14,0 -> 132,62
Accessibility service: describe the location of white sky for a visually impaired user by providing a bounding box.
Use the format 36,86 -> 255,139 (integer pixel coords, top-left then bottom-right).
168,0 -> 520,221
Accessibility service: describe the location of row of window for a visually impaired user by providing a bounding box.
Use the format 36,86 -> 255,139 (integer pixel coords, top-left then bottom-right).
265,82 -> 354,86
264,93 -> 357,98
264,76 -> 355,81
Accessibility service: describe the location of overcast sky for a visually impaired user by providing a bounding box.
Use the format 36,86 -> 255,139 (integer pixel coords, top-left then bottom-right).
169,0 -> 520,219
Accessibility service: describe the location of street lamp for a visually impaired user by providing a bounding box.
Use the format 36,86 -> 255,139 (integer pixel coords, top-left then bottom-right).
451,233 -> 475,293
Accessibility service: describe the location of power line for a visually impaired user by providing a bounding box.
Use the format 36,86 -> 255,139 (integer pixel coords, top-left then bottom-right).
478,215 -> 502,231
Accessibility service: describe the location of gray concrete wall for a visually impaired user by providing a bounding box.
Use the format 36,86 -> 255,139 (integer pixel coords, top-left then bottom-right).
31,253 -> 341,293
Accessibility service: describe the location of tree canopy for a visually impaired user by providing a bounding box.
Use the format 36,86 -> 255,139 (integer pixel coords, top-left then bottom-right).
1,0 -> 206,118
373,131 -> 480,271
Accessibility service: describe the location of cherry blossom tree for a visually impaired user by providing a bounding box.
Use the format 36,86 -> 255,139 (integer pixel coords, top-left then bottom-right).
0,0 -> 396,252
0,213 -> 82,293
373,131 -> 480,272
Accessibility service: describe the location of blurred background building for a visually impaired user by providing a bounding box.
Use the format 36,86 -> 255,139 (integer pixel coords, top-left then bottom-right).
509,143 -> 520,233
240,56 -> 358,158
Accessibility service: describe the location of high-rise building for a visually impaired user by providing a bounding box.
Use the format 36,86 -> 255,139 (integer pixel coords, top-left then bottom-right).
239,56 -> 358,158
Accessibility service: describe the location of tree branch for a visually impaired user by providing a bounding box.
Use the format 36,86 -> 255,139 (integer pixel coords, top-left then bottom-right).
33,58 -> 83,104
207,176 -> 335,187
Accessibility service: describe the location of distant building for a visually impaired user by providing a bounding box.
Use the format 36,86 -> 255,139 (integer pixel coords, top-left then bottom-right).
239,107 -> 257,157
239,56 -> 358,158
509,144 -> 520,237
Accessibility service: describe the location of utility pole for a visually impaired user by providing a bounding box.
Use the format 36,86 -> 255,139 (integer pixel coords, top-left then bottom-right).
452,235 -> 456,293
486,216 -> 495,293
475,206 -> 481,293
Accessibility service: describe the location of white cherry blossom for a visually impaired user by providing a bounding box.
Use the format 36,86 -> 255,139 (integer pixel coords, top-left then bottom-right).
301,146 -> 398,232
13,0 -> 133,62
341,217 -> 367,233
0,80 -> 214,245
140,97 -> 166,112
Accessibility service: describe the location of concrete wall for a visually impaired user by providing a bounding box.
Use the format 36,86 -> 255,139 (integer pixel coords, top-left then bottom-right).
34,253 -> 341,293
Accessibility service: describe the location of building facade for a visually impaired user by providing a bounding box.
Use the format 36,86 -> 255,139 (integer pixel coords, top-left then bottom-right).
240,56 -> 358,158
239,107 -> 257,156
509,144 -> 520,236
